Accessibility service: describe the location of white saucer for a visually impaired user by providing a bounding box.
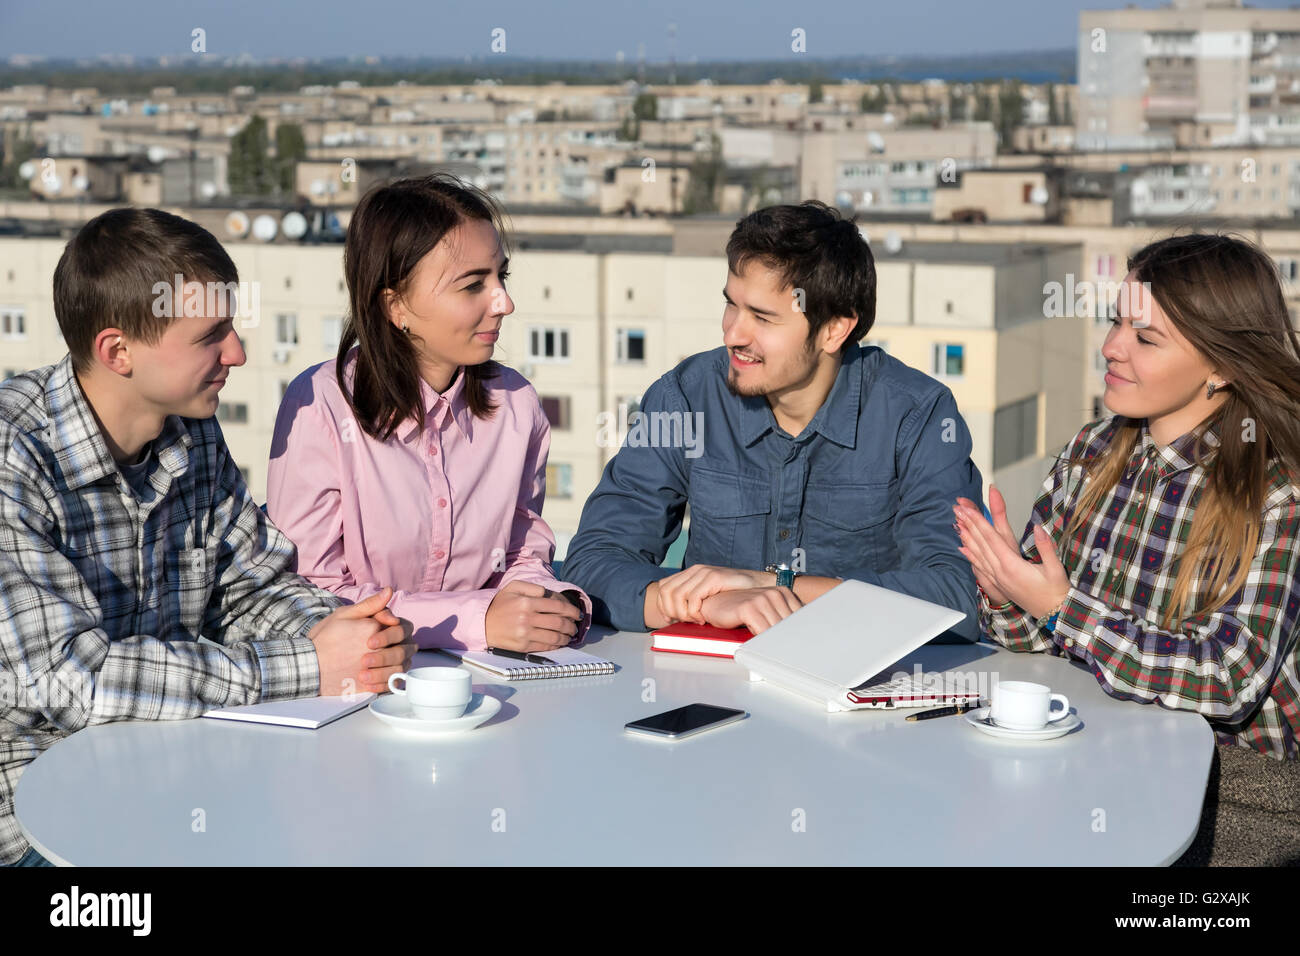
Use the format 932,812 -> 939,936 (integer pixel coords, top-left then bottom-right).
963,706 -> 1081,741
369,692 -> 501,734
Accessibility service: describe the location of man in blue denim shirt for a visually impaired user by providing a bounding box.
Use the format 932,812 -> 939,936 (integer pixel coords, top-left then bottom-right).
564,202 -> 984,641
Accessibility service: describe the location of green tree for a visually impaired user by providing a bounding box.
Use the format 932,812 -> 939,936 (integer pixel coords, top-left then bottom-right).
682,132 -> 724,214
632,92 -> 658,120
997,80 -> 1025,146
0,136 -> 37,191
229,115 -> 273,196
809,78 -> 824,104
273,122 -> 307,195
1046,82 -> 1060,126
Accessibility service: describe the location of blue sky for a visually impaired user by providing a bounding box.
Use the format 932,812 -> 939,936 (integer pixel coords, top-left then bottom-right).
4,0 -> 1300,61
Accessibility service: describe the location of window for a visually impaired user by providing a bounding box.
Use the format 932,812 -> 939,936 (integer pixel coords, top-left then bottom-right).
993,395 -> 1039,470
932,342 -> 964,379
217,402 -> 249,424
1279,259 -> 1298,282
276,313 -> 299,346
540,395 -> 571,430
0,307 -> 26,340
528,326 -> 570,361
1095,254 -> 1114,278
322,316 -> 342,351
545,462 -> 573,499
616,328 -> 645,363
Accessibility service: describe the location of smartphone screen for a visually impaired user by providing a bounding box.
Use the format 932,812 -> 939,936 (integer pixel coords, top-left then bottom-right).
625,703 -> 747,739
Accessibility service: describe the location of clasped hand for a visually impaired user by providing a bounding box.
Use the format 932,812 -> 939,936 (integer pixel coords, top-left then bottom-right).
655,565 -> 802,633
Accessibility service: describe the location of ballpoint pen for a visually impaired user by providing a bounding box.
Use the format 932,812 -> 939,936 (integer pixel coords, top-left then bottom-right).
485,647 -> 556,665
905,704 -> 974,722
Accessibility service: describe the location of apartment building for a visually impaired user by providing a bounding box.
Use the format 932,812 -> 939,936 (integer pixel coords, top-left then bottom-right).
0,221 -> 1091,553
1078,0 -> 1300,150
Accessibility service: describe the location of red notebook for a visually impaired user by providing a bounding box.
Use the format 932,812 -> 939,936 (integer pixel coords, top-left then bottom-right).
650,622 -> 754,659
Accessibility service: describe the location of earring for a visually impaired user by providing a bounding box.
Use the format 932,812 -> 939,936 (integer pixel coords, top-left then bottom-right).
401,322 -> 409,334
1206,380 -> 1224,399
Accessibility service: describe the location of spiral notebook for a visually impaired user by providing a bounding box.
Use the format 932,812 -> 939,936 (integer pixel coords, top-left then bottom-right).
440,646 -> 615,680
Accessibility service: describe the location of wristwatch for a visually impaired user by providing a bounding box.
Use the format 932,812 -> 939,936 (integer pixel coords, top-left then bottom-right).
765,563 -> 798,589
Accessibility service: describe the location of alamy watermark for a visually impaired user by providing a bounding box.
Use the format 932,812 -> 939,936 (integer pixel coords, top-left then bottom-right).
151,274 -> 262,329
595,403 -> 704,459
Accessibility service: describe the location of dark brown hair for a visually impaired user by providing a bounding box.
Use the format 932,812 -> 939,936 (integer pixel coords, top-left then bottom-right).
724,200 -> 876,350
53,207 -> 237,373
339,173 -> 507,441
1062,232 -> 1300,628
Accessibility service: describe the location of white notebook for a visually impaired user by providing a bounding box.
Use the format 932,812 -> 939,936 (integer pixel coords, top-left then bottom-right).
202,693 -> 376,729
440,646 -> 615,680
733,579 -> 967,712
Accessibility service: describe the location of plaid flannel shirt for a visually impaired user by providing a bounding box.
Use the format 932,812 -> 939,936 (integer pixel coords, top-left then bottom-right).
981,416 -> 1300,760
0,356 -> 340,864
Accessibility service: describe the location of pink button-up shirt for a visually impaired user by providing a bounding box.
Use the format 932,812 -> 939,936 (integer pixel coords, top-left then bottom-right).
266,351 -> 591,650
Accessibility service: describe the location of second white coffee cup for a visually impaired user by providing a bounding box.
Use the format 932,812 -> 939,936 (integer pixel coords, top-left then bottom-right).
388,667 -> 472,720
990,680 -> 1070,731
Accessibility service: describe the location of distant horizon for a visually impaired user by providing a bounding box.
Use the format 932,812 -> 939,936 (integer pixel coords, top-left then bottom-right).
4,0 -> 1300,63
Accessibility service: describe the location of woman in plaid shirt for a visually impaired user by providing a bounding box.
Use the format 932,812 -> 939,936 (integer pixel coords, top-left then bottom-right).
954,233 -> 1300,866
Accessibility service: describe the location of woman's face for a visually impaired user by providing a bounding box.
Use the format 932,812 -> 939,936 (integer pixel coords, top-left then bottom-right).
385,218 -> 512,387
1100,272 -> 1223,426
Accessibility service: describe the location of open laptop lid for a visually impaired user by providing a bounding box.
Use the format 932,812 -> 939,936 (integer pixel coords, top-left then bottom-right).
734,579 -> 967,690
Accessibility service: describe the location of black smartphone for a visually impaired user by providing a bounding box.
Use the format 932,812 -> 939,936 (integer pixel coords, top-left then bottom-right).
624,703 -> 748,740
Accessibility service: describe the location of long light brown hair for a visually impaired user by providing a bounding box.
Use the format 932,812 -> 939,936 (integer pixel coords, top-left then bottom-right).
1062,233 -> 1300,628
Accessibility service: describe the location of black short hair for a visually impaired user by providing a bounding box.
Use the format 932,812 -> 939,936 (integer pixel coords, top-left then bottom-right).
724,201 -> 876,349
53,207 -> 237,372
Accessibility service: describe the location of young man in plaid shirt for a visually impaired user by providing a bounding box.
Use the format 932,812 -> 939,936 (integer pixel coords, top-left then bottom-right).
0,208 -> 416,866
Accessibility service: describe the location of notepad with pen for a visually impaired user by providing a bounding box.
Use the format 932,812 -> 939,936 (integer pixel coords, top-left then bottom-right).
440,646 -> 615,680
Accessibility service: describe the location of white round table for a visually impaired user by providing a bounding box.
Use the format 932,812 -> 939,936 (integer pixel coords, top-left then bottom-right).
15,633 -> 1213,865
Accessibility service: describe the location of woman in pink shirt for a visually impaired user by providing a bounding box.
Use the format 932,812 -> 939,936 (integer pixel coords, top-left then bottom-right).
267,174 -> 590,652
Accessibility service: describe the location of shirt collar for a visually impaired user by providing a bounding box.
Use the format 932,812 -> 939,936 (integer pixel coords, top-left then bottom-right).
399,364 -> 472,444
737,347 -> 861,449
1133,416 -> 1221,480
45,355 -> 192,491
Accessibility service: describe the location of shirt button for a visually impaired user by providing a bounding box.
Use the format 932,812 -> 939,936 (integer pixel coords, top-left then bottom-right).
437,498 -> 448,508
434,549 -> 446,560
428,445 -> 438,456
1064,638 -> 1075,649
778,529 -> 790,540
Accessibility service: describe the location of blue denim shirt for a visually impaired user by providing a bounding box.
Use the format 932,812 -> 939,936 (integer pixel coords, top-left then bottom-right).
563,345 -> 984,640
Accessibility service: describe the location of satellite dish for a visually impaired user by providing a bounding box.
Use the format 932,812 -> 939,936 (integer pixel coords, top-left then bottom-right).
18,161 -> 35,181
884,231 -> 903,254
281,211 -> 308,239
867,131 -> 886,152
200,181 -> 218,200
224,211 -> 250,238
146,146 -> 168,164
834,190 -> 855,212
861,190 -> 875,207
1029,185 -> 1050,205
72,175 -> 90,193
45,176 -> 62,194
251,215 -> 278,242
310,179 -> 326,196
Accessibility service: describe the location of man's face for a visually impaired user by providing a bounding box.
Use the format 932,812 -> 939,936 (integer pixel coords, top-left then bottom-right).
125,281 -> 246,420
721,260 -> 819,398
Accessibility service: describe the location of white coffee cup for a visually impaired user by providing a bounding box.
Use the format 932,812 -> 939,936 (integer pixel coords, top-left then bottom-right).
989,680 -> 1070,731
388,667 -> 472,720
